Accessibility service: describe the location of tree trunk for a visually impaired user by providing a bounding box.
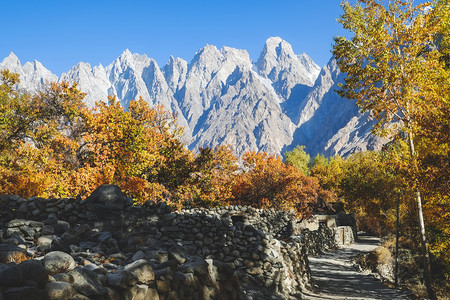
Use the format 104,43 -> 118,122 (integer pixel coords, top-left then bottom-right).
407,130 -> 436,300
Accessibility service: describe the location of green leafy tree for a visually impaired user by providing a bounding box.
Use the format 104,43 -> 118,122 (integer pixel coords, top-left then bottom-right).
333,1 -> 449,297
311,154 -> 328,168
284,145 -> 310,175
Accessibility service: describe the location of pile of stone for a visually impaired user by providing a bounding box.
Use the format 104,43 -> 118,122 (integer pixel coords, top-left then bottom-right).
0,245 -> 241,299
0,184 -> 340,299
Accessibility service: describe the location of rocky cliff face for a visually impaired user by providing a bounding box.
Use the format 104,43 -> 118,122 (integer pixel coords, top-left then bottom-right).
0,37 -> 386,158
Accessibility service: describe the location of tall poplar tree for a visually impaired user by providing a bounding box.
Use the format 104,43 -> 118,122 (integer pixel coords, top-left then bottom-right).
333,1 -> 449,298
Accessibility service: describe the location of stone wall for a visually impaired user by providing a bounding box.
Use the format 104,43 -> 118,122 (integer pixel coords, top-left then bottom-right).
0,184 -> 343,300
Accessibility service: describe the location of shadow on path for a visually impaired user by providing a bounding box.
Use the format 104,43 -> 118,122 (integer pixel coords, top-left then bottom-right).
303,235 -> 413,300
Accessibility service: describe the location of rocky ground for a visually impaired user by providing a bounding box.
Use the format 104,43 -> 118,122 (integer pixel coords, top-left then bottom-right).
302,235 -> 414,300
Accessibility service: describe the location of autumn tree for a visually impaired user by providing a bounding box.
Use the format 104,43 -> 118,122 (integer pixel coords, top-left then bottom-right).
333,1 -> 449,297
339,151 -> 402,236
76,97 -> 182,200
310,155 -> 345,195
172,146 -> 238,208
0,70 -> 88,197
232,152 -> 327,218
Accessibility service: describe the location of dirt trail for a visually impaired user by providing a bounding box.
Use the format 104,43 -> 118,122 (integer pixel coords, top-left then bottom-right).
302,235 -> 413,300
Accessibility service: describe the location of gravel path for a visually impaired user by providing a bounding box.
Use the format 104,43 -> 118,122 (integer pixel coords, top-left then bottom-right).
302,235 -> 413,300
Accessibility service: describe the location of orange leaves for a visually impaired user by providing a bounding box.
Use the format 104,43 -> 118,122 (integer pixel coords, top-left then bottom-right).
79,96 -> 179,201
168,145 -> 238,208
0,74 -> 181,201
232,152 -> 323,219
0,70 -> 330,221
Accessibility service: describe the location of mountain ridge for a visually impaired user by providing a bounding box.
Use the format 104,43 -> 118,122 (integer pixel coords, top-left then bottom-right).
0,37 -> 387,158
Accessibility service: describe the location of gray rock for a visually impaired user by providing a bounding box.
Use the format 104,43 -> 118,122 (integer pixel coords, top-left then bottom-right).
84,184 -> 124,217
46,281 -> 77,300
52,272 -> 74,283
156,280 -> 170,294
18,259 -> 48,287
54,220 -> 70,234
125,284 -> 159,300
6,219 -> 28,228
96,232 -> 112,244
124,259 -> 155,284
107,270 -> 136,288
168,246 -> 187,265
0,244 -> 27,263
105,287 -> 121,300
7,234 -> 26,245
155,267 -> 175,282
178,259 -> 208,276
42,251 -> 76,275
68,266 -> 107,298
18,202 -> 28,214
36,236 -> 53,253
0,264 -> 23,287
2,286 -> 46,300
131,250 -> 146,261
71,293 -> 92,300
84,184 -> 124,236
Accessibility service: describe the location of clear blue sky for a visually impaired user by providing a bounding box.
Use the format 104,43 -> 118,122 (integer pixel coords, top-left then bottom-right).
1,1 -> 355,76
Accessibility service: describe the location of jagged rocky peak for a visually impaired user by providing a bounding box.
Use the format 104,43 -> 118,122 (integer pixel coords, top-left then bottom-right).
162,55 -> 188,92
190,44 -> 222,70
192,65 -> 295,157
0,52 -> 58,92
0,39 -> 386,159
107,49 -> 152,79
221,46 -> 252,66
1,52 -> 22,70
298,53 -> 321,80
255,37 -> 320,99
60,61 -> 111,108
61,61 -> 93,78
118,48 -> 133,63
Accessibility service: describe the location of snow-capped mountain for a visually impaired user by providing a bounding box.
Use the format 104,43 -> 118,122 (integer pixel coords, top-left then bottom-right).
0,37 -> 386,158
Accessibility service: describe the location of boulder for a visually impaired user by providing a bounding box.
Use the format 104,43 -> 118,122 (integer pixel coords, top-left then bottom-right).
107,270 -> 136,288
124,259 -> 155,285
178,259 -> 208,276
18,259 -> 48,287
42,251 -> 76,275
169,245 -> 188,265
46,281 -> 77,300
36,236 -> 54,253
52,272 -> 74,283
0,244 -> 27,263
125,284 -> 159,300
0,263 -> 23,287
2,286 -> 46,300
84,185 -> 124,237
68,266 -> 107,298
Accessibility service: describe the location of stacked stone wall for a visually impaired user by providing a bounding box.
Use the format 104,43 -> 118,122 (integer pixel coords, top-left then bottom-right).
0,185 -> 342,299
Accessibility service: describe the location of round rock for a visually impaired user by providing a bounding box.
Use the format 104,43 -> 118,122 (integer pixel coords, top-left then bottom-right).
18,259 -> 48,287
42,251 -> 76,275
46,281 -> 76,300
0,263 -> 23,287
0,244 -> 27,263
